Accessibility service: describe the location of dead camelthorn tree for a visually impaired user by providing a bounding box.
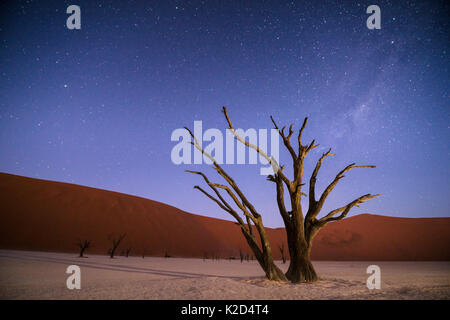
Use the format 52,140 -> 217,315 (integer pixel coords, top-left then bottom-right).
279,243 -> 286,264
186,107 -> 380,283
266,112 -> 380,283
107,233 -> 126,259
125,247 -> 132,257
185,114 -> 286,281
76,239 -> 92,258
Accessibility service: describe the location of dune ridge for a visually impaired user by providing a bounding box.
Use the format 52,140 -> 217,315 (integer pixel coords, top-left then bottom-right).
0,172 -> 449,260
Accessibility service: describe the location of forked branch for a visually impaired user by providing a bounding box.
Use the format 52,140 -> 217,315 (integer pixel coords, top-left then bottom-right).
315,163 -> 377,214
318,193 -> 382,224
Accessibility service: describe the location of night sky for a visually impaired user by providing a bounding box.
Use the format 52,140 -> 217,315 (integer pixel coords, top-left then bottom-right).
0,1 -> 448,227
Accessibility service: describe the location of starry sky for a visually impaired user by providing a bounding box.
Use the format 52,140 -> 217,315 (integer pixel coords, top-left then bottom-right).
0,0 -> 448,227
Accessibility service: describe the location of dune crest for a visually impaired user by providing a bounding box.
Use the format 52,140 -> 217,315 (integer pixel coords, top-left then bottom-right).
0,172 -> 449,260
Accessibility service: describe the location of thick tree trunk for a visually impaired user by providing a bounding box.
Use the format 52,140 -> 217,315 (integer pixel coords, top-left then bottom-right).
286,250 -> 317,282
285,232 -> 317,283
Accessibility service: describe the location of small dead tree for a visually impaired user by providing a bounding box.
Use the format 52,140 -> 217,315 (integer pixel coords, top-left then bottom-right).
185,107 -> 380,283
279,243 -> 286,264
76,239 -> 91,258
125,247 -> 132,257
107,233 -> 126,259
239,249 -> 244,263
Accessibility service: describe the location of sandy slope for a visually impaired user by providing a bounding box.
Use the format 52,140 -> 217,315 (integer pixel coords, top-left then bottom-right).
0,250 -> 449,300
1,172 -> 449,260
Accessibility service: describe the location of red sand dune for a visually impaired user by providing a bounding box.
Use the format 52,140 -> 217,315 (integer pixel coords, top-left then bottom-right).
0,172 -> 449,260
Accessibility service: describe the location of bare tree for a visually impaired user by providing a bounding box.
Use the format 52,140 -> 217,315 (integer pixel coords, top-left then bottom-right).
76,239 -> 91,258
265,113 -> 380,282
107,233 -> 126,259
279,243 -> 286,264
239,249 -> 244,263
125,247 -> 132,257
185,110 -> 286,281
186,107 -> 380,283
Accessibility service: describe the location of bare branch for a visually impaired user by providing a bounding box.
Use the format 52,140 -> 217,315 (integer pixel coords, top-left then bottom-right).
287,123 -> 294,140
222,106 -> 281,172
187,171 -> 255,235
270,115 -> 297,161
297,117 -> 308,150
305,139 -> 319,154
315,163 -> 377,214
246,215 -> 254,237
194,185 -> 231,213
192,184 -> 253,237
318,194 -> 381,224
212,183 -> 259,222
186,170 -> 234,212
273,173 -> 290,224
184,125 -> 261,219
306,148 -> 335,219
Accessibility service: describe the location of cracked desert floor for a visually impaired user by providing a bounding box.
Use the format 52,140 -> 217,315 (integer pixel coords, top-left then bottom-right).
0,250 -> 448,299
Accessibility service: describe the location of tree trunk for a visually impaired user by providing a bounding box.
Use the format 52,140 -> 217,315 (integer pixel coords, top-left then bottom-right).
240,226 -> 287,282
285,234 -> 317,283
252,243 -> 286,281
263,259 -> 287,281
286,251 -> 317,282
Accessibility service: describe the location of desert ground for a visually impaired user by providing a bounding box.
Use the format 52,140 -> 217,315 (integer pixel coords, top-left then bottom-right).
0,250 -> 448,300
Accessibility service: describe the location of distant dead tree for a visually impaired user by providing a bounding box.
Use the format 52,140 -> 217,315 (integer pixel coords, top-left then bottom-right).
76,239 -> 91,258
164,251 -> 171,258
279,243 -> 286,264
185,107 -> 380,283
107,233 -> 126,259
125,247 -> 132,257
239,249 -> 244,263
